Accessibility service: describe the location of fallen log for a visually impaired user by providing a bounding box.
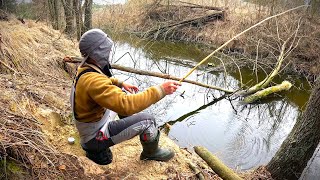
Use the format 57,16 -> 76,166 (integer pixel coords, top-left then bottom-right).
63,56 -> 234,93
17,17 -> 25,24
194,146 -> 243,180
243,81 -> 292,104
144,11 -> 224,38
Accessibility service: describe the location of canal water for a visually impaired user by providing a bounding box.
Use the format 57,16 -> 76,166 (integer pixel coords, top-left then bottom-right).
109,33 -> 319,179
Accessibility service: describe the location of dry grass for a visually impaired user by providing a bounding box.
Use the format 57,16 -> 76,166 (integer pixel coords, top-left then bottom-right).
0,23 -> 85,177
0,19 -> 79,77
0,108 -> 88,179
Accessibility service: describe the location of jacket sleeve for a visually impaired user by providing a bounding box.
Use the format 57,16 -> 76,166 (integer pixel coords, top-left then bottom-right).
84,73 -> 166,116
110,77 -> 123,88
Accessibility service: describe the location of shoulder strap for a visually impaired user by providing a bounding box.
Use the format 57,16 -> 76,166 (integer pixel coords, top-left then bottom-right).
74,68 -> 99,88
72,68 -> 99,119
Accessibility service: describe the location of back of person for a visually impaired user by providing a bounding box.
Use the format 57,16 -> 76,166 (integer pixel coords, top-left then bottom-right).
71,29 -> 181,165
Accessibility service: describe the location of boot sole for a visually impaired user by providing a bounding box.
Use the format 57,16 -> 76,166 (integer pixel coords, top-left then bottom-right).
140,152 -> 175,162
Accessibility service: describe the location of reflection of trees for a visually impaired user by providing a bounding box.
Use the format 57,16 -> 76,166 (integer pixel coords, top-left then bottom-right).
110,32 -> 208,63
165,94 -> 227,126
264,100 -> 291,147
242,100 -> 295,143
225,99 -> 298,169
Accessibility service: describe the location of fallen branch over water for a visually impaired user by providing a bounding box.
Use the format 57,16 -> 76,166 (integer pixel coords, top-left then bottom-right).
194,146 -> 243,180
63,56 -> 234,93
243,81 -> 292,104
112,64 -> 234,93
238,19 -> 301,103
240,39 -> 289,96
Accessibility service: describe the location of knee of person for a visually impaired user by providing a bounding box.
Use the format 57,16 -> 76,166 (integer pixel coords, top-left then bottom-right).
139,113 -> 156,124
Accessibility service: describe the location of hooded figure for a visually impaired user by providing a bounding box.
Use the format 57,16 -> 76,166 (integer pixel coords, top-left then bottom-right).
72,29 -> 180,165
79,29 -> 113,77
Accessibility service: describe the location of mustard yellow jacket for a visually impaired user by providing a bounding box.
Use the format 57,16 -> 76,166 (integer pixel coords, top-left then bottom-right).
74,64 -> 165,123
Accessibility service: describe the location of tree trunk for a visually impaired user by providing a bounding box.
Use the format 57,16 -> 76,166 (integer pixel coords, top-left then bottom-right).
0,0 -> 8,11
0,0 -> 4,10
61,0 -> 74,36
47,0 -> 55,28
53,0 -> 60,30
83,0 -> 92,33
48,0 -> 60,30
266,77 -> 320,180
73,0 -> 82,40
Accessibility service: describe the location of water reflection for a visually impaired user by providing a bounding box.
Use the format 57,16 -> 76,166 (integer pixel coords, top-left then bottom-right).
109,34 -> 317,177
225,100 -> 298,170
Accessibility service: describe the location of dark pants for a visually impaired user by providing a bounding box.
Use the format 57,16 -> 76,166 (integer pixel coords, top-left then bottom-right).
82,113 -> 158,165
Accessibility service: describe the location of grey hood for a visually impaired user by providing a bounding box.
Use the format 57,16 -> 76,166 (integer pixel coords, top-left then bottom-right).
79,29 -> 114,76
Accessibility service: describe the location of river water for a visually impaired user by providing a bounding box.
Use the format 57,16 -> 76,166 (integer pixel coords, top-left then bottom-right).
109,33 -> 319,179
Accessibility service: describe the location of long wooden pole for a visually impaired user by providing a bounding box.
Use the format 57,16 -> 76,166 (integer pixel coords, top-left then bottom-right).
112,64 -> 234,93
63,56 -> 234,93
179,5 -> 307,83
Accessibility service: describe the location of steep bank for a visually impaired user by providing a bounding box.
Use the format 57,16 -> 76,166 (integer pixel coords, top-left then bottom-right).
94,0 -> 319,83
0,19 -> 224,179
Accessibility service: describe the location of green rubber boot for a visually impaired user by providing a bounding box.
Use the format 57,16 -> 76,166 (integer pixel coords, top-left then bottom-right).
140,130 -> 175,162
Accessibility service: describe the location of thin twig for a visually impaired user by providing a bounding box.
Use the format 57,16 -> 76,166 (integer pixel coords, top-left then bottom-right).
0,59 -> 19,74
255,39 -> 261,83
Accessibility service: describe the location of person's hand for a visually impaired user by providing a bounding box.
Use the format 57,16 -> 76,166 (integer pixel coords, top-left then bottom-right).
122,82 -> 139,94
161,81 -> 181,95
